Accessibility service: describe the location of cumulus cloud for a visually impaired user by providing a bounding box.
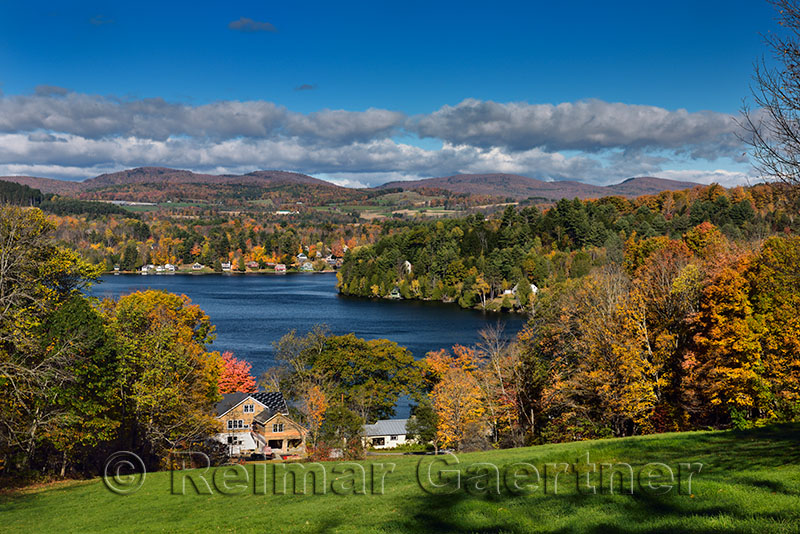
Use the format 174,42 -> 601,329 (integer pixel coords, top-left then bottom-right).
0,91 -> 751,186
414,98 -> 742,159
228,17 -> 277,33
0,93 -> 404,144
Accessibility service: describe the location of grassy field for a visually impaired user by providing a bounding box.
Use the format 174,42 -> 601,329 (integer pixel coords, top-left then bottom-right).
2,425 -> 799,533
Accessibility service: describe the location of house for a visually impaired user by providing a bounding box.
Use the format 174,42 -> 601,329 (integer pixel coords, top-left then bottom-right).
113,264 -> 120,272
192,262 -> 204,271
246,261 -> 260,270
274,263 -> 286,273
221,262 -> 232,272
300,261 -> 314,272
296,253 -> 308,262
155,265 -> 165,273
214,391 -> 306,458
164,263 -> 176,273
389,286 -> 402,299
364,419 -> 409,449
141,264 -> 154,274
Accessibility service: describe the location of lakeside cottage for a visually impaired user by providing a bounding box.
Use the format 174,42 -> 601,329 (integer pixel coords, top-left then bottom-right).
214,391 -> 306,458
364,419 -> 409,449
274,263 -> 287,272
221,262 -> 232,272
192,262 -> 204,270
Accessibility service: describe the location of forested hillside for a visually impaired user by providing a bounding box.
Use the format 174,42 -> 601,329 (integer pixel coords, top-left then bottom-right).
337,184 -> 795,309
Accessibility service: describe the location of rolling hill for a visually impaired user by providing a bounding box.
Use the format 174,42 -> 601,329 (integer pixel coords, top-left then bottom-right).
0,168 -> 705,203
0,175 -> 83,195
0,167 -> 340,195
379,173 -> 703,200
83,167 -> 333,189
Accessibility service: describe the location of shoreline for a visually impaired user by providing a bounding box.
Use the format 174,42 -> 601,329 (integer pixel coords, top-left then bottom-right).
105,269 -> 339,276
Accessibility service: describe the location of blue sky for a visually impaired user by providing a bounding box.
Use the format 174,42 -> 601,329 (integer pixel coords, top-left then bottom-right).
0,0 -> 779,186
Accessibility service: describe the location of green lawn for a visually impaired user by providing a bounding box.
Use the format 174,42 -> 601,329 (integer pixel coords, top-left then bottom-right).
2,425 -> 800,533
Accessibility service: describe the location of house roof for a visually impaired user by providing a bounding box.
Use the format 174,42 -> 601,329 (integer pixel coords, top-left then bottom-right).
214,391 -> 288,417
364,419 -> 408,437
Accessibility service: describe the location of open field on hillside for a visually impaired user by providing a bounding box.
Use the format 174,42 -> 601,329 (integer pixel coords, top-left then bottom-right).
2,425 -> 799,533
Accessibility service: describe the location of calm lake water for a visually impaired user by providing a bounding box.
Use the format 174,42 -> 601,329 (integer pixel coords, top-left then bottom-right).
90,273 -> 526,376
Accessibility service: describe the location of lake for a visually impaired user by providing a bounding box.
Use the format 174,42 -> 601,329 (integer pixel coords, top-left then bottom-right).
90,273 -> 527,413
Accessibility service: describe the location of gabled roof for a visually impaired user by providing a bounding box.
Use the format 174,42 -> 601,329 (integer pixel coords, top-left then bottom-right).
214,391 -> 288,417
364,419 -> 408,437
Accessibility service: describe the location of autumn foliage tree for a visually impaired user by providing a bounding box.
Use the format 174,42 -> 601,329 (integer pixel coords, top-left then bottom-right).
424,346 -> 488,451
218,351 -> 256,393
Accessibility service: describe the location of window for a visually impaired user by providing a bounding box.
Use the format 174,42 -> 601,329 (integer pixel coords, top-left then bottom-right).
243,404 -> 254,413
390,435 -> 398,441
272,423 -> 284,433
227,419 -> 244,430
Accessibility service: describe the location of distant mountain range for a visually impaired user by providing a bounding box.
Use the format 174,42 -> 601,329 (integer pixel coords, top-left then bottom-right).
379,173 -> 704,200
0,167 -> 704,201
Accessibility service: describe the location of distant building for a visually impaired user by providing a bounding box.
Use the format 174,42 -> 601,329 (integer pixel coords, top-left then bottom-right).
274,263 -> 287,273
164,263 -> 175,272
296,253 -> 308,262
389,286 -> 402,299
192,262 -> 204,271
300,261 -> 314,271
364,419 -> 409,449
221,262 -> 232,272
246,261 -> 260,270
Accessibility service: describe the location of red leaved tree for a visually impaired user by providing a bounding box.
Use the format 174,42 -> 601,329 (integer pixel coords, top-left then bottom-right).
218,351 -> 257,394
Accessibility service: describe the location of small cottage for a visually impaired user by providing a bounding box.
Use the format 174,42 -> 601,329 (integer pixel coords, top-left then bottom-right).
364,419 -> 409,449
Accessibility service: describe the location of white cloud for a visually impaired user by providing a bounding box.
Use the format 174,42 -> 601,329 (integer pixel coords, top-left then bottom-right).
0,91 -> 753,187
414,98 -> 742,158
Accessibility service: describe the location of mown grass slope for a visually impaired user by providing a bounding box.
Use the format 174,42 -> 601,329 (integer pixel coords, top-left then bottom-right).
2,425 -> 799,534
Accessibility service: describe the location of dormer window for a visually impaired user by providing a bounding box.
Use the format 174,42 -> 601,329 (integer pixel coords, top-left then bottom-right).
243,404 -> 255,413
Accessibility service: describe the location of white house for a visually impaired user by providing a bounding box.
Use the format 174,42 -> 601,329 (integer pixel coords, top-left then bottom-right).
364,419 -> 409,449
